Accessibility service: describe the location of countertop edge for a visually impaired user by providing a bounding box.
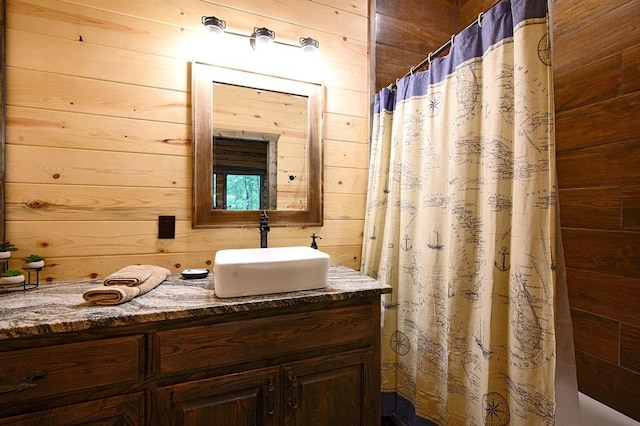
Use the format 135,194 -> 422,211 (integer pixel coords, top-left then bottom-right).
1,265 -> 391,341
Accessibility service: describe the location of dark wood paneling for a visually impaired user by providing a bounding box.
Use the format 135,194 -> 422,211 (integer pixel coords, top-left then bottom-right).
553,1 -> 640,76
622,186 -> 640,230
458,0 -> 497,27
376,0 -> 421,22
566,267 -> 640,326
621,323 -> 640,372
421,2 -> 458,35
570,308 -> 619,364
575,350 -> 640,421
373,0 -> 458,93
562,229 -> 640,278
552,0 -> 632,41
554,54 -> 621,112
558,187 -> 621,230
622,44 -> 640,94
375,44 -> 427,91
555,93 -> 640,152
557,139 -> 640,188
375,12 -> 451,55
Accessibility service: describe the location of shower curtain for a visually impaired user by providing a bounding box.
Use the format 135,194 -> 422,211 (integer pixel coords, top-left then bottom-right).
362,0 -> 579,424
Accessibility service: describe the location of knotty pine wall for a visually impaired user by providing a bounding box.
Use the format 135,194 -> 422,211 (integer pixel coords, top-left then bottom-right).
3,0 -> 370,281
460,0 -> 640,420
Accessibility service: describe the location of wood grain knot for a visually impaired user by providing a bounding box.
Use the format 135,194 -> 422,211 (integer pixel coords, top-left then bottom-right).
90,273 -> 98,278
52,173 -> 60,179
173,263 -> 181,269
28,200 -> 46,209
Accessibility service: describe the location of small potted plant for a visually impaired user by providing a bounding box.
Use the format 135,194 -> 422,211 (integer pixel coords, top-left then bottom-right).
0,269 -> 25,285
23,254 -> 45,269
0,242 -> 18,260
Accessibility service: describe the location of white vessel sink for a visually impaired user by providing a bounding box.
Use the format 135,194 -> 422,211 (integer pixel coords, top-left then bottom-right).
213,246 -> 330,298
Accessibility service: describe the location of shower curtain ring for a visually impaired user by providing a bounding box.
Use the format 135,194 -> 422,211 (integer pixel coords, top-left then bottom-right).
410,66 -> 415,76
477,12 -> 485,27
427,53 -> 433,66
450,34 -> 455,46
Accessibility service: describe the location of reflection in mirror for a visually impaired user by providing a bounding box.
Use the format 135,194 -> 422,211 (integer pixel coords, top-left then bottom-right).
212,83 -> 308,211
192,62 -> 323,228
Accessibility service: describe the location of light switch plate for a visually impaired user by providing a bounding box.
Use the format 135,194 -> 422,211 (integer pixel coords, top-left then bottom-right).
158,215 -> 176,239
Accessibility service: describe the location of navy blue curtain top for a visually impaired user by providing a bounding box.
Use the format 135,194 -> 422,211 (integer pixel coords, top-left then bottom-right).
374,87 -> 397,115
374,0 -> 547,113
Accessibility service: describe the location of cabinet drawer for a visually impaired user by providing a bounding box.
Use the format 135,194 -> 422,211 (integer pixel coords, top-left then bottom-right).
0,393 -> 144,425
0,335 -> 143,404
159,304 -> 375,376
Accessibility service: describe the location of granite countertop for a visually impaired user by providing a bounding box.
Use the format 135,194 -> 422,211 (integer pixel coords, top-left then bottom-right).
0,265 -> 391,341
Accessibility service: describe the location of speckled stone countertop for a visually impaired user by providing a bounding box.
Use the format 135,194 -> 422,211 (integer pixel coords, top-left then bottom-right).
0,265 -> 391,341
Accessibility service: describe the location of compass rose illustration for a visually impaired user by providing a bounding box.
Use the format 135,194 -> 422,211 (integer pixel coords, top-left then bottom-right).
426,91 -> 443,117
390,331 -> 410,355
537,33 -> 551,66
482,392 -> 509,426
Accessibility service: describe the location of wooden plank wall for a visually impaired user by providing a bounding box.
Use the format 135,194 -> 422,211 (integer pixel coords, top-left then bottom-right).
3,0 -> 370,280
461,0 -> 639,420
374,0 -> 459,92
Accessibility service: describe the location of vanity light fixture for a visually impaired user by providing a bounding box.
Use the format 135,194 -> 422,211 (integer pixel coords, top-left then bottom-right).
250,27 -> 275,51
201,16 -> 226,37
201,16 -> 319,53
299,37 -> 320,53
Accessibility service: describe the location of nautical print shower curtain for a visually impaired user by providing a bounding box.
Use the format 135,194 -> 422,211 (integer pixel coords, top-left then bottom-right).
361,0 -> 570,424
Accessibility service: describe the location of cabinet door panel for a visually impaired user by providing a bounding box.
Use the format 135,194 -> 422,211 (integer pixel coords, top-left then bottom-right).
284,350 -> 372,426
155,367 -> 280,426
177,387 -> 260,425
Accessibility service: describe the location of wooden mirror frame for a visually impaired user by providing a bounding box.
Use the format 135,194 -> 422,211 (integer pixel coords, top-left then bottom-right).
191,62 -> 323,228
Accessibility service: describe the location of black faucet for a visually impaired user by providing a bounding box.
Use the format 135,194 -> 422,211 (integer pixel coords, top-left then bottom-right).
260,210 -> 270,248
310,233 -> 322,249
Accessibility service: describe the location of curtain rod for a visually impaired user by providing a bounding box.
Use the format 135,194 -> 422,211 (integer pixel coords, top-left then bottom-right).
387,0 -> 502,90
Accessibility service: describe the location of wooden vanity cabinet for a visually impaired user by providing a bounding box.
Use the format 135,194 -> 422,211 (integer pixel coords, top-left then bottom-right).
0,296 -> 382,425
153,297 -> 380,425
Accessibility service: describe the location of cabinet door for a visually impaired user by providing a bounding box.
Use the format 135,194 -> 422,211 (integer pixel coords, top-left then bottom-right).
154,367 -> 280,426
283,350 -> 374,426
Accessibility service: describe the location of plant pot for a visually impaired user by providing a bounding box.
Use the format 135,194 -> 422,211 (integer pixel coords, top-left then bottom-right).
0,275 -> 25,285
0,251 -> 12,260
24,260 -> 45,269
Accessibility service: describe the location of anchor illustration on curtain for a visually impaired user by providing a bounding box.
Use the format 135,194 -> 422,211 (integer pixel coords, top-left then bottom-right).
361,0 -> 578,424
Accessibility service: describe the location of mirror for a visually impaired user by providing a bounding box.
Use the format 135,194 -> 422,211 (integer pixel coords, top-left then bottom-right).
192,62 -> 323,228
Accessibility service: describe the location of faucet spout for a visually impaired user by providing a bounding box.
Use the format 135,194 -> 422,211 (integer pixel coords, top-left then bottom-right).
259,210 -> 270,248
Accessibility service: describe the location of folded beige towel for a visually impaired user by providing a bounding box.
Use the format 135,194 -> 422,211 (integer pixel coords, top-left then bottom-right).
103,265 -> 155,286
83,265 -> 170,305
